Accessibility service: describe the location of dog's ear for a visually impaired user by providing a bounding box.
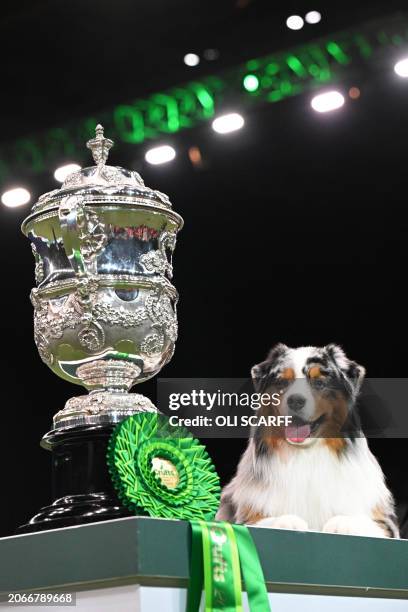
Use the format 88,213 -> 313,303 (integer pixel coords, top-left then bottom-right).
251,343 -> 288,391
324,343 -> 366,394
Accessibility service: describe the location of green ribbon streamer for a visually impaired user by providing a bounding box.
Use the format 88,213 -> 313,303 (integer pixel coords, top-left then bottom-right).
186,521 -> 204,612
233,524 -> 271,612
187,521 -> 271,612
202,521 -> 243,612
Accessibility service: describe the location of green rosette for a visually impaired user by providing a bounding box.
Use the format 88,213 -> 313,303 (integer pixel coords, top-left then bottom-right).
107,413 -> 221,521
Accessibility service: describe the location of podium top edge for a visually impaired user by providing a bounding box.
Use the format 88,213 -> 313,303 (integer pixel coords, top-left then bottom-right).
1,516 -> 408,598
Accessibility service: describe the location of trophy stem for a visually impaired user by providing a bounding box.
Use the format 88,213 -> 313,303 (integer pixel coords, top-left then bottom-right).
76,359 -> 141,392
53,359 -> 157,429
18,425 -> 132,534
18,360 -> 157,533
18,359 -> 157,533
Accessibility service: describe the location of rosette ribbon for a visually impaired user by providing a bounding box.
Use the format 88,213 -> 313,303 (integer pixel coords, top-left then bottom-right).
107,414 -> 269,610
107,413 -> 220,521
186,520 -> 271,612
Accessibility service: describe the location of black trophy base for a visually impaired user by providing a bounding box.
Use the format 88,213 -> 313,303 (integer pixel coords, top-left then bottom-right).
18,424 -> 131,534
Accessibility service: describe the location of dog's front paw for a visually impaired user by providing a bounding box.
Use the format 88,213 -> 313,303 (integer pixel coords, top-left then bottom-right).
255,514 -> 308,531
322,515 -> 385,538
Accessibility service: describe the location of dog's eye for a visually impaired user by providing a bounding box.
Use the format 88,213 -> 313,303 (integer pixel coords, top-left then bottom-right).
309,366 -> 324,378
276,377 -> 290,391
311,378 -> 326,390
308,365 -> 329,379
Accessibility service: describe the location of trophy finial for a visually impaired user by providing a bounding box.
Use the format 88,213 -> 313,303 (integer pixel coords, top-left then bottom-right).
86,124 -> 114,167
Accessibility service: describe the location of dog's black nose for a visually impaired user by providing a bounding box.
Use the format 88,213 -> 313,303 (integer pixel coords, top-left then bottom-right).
287,394 -> 306,411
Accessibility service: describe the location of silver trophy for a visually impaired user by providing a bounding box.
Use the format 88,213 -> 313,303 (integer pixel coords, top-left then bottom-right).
22,125 -> 183,430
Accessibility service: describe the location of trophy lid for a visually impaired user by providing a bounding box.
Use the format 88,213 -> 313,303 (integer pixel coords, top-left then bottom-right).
22,124 -> 183,235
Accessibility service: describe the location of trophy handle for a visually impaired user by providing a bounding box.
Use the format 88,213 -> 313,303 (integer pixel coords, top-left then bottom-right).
58,194 -> 106,278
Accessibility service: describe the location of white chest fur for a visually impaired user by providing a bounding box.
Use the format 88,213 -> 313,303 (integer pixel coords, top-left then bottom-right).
232,439 -> 390,530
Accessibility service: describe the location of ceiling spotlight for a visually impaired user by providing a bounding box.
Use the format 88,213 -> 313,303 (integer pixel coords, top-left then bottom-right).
311,90 -> 345,113
188,146 -> 203,167
286,15 -> 304,31
145,145 -> 176,165
203,49 -> 219,61
184,53 -> 200,67
54,163 -> 81,183
212,113 -> 245,134
394,58 -> 408,78
243,74 -> 260,92
1,187 -> 31,208
305,11 -> 321,24
348,86 -> 361,99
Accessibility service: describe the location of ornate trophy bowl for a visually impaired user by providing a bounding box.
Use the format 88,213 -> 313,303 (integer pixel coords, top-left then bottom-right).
19,126 -> 183,531
22,125 -> 183,429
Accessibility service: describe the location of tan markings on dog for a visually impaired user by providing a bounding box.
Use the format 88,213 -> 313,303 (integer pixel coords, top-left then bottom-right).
257,395 -> 285,449
309,365 -> 323,378
372,505 -> 394,537
372,505 -> 386,523
281,367 -> 295,380
324,438 -> 347,453
263,436 -> 285,450
313,390 -> 349,453
241,508 -> 265,525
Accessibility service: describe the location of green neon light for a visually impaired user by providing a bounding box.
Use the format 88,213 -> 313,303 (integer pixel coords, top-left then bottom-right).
286,55 -> 308,78
114,105 -> 145,143
308,64 -> 321,77
1,15 -> 408,183
190,81 -> 218,116
13,139 -> 45,173
266,62 -> 280,75
246,59 -> 261,71
243,74 -> 260,92
353,34 -> 373,59
326,41 -> 351,65
260,76 -> 272,88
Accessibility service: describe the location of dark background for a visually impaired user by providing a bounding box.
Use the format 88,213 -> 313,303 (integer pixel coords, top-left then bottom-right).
1,0 -> 408,537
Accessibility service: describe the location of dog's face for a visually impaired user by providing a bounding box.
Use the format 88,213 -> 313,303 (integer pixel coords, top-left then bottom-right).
251,344 -> 365,448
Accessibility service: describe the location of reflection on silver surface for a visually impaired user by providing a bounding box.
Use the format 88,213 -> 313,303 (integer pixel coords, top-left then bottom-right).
96,225 -> 160,276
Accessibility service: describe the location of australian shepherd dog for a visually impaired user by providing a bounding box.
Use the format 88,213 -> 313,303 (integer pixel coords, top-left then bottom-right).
217,344 -> 399,538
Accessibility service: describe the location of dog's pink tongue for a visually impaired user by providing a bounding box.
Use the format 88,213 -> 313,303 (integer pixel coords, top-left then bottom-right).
286,423 -> 311,443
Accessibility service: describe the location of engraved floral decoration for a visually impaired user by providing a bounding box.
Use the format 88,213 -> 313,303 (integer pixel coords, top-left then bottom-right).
58,392 -> 156,420
78,321 -> 105,352
92,302 -> 148,327
146,291 -> 178,343
140,250 -> 171,276
31,243 -> 44,285
32,285 -> 178,362
141,332 -> 165,356
77,209 -> 107,262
